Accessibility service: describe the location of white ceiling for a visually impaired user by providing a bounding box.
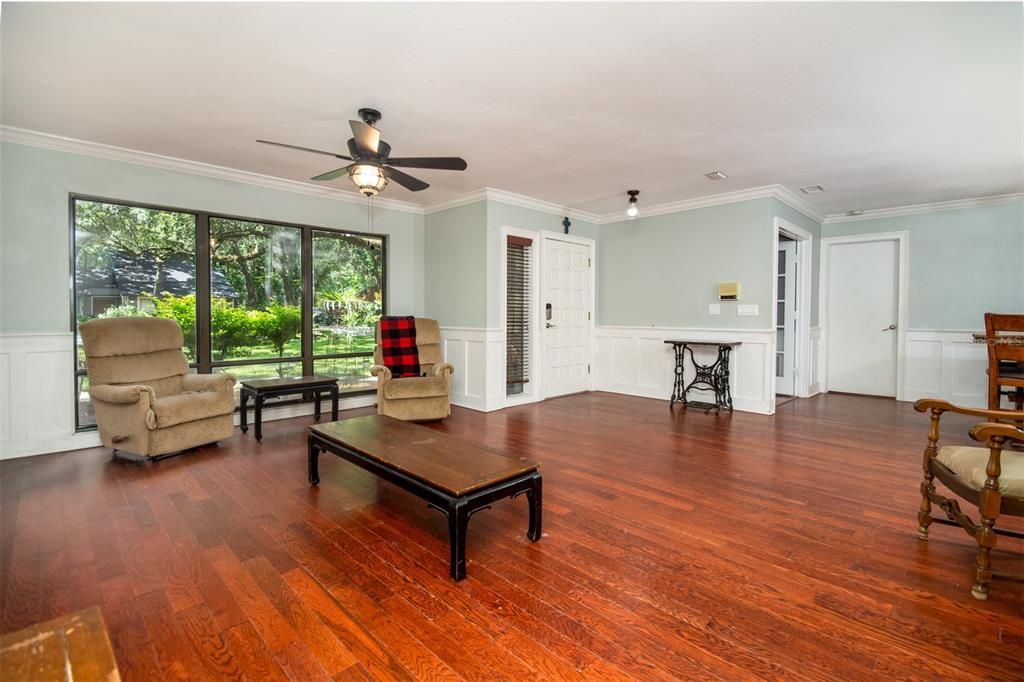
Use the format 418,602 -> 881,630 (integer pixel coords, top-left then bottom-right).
3,2 -> 1022,216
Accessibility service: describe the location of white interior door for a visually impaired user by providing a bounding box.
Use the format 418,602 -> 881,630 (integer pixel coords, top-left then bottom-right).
776,240 -> 798,395
825,239 -> 899,396
541,237 -> 591,398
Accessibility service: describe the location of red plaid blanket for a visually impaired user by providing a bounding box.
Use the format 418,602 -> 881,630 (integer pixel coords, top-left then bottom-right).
379,316 -> 421,378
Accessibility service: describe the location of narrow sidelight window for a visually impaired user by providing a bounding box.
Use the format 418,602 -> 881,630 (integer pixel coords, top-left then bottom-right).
506,235 -> 532,397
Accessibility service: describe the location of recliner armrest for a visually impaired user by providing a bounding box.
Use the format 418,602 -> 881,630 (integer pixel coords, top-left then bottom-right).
370,365 -> 393,382
433,362 -> 455,378
90,384 -> 156,405
182,373 -> 236,393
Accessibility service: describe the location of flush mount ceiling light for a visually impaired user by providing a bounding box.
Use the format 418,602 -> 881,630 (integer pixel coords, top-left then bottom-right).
799,184 -> 827,194
704,170 -> 728,180
626,190 -> 640,219
349,162 -> 388,196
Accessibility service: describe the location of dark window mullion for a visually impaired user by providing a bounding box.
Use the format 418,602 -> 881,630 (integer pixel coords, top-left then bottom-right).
302,227 -> 314,377
196,213 -> 212,373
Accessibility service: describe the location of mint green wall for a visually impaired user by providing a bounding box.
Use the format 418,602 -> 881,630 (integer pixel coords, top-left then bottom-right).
772,198 -> 823,327
821,201 -> 1024,329
423,201 -> 488,327
597,198 -> 775,329
0,142 -> 425,333
486,200 -> 598,329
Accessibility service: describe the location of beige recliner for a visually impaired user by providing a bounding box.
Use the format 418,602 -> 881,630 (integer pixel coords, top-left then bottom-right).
80,317 -> 236,459
370,317 -> 454,420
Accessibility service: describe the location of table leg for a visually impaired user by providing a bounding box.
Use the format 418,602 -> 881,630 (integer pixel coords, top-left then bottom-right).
447,500 -> 469,581
308,438 -> 320,485
314,390 -> 322,422
239,389 -> 249,433
526,474 -> 543,541
254,395 -> 263,442
331,385 -> 339,421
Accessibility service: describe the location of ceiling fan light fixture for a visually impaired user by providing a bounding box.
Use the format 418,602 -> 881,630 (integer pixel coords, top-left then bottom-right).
349,163 -> 388,196
626,190 -> 640,219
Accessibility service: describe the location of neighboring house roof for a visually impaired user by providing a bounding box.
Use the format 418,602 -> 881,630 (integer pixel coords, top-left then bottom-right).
76,252 -> 239,299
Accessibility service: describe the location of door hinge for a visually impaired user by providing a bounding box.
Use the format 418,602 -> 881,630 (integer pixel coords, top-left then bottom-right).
587,364 -> 591,374
588,257 -> 591,268
588,311 -> 591,320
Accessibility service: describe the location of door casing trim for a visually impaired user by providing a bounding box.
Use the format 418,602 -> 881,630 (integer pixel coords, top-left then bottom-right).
819,230 -> 910,400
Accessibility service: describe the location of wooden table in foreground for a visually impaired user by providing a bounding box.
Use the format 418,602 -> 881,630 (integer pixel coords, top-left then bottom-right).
240,375 -> 339,441
308,415 -> 542,581
0,606 -> 120,681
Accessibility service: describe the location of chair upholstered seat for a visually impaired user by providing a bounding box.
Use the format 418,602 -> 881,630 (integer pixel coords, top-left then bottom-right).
382,375 -> 449,400
937,445 -> 1024,497
151,390 -> 235,429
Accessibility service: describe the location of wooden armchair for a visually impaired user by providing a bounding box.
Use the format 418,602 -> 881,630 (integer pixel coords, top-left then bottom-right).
914,399 -> 1024,600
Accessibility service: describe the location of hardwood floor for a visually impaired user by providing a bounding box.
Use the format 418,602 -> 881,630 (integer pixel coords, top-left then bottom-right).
2,392 -> 1021,680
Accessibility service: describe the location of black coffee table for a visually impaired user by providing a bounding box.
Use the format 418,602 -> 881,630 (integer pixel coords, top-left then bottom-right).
308,415 -> 542,581
240,375 -> 339,441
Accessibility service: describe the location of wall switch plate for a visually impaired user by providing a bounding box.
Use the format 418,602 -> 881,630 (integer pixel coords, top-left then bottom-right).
737,304 -> 759,317
708,303 -> 721,315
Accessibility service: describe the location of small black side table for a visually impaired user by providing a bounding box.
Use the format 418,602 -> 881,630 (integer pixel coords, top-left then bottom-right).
664,340 -> 742,413
240,375 -> 339,441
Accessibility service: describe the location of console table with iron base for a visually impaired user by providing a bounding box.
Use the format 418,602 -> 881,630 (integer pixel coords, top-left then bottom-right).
665,340 -> 741,413
308,416 -> 542,581
240,375 -> 339,441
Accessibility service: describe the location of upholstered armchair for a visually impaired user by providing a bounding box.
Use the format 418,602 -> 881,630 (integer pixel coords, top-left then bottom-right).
370,317 -> 454,420
914,398 -> 1024,600
80,317 -> 236,459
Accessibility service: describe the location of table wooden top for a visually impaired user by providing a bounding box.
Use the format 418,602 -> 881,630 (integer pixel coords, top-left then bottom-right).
664,339 -> 743,347
241,375 -> 339,390
0,606 -> 121,681
310,415 -> 538,496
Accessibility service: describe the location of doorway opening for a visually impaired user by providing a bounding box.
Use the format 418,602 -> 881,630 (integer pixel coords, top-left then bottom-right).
773,219 -> 813,404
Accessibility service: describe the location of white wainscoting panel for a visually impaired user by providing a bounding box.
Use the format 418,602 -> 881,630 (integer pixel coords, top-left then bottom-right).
904,330 -> 987,407
593,327 -> 777,414
440,327 -> 504,412
0,332 -> 378,460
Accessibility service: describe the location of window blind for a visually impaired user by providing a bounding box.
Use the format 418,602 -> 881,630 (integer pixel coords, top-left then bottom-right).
506,235 -> 532,396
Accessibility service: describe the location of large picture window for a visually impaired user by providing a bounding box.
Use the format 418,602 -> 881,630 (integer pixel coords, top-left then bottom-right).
71,196 -> 386,430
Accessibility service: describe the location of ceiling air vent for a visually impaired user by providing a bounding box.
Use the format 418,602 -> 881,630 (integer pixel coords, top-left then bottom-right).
704,170 -> 728,180
799,184 -> 827,194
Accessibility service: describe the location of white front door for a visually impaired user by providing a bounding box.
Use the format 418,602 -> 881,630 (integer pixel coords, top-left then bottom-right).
541,237 -> 592,398
825,239 -> 899,396
776,240 -> 798,396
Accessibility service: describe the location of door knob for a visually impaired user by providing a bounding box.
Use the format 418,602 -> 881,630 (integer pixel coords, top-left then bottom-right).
881,324 -> 896,331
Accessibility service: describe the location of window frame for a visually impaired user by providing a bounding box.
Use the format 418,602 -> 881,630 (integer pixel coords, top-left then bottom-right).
70,193 -> 388,432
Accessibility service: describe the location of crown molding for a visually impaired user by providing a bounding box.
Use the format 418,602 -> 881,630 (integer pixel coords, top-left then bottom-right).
0,126 -> 426,214
823,192 -> 1024,224
423,187 -> 603,223
593,184 -> 826,225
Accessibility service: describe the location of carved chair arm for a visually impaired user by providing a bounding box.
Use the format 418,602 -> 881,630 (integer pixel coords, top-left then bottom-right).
914,398 -> 1024,423
970,422 -> 1024,447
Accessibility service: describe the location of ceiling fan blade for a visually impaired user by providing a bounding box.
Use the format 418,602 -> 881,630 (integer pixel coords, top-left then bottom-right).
349,120 -> 380,154
386,157 -> 468,171
257,139 -> 351,160
383,167 -> 429,192
310,165 -> 353,182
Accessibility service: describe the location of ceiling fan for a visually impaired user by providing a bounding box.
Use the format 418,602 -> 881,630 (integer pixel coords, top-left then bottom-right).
257,108 -> 467,196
